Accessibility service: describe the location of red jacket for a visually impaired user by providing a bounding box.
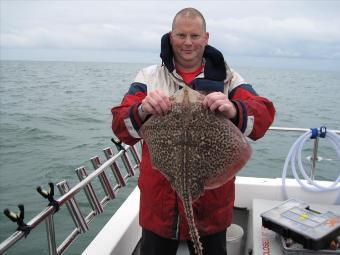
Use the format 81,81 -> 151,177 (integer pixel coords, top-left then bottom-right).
111,34 -> 275,240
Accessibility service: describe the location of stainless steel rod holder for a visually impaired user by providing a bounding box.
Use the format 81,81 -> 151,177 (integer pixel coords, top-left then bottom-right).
91,156 -> 116,200
104,147 -> 126,187
112,143 -> 135,177
75,166 -> 104,215
57,180 -> 89,233
45,214 -> 57,255
130,144 -> 141,165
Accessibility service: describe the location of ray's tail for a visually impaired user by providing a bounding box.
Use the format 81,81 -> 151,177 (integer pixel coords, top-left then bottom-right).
183,195 -> 203,255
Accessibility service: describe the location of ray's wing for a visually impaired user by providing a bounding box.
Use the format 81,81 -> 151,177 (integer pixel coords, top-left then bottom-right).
184,102 -> 252,196
140,104 -> 185,185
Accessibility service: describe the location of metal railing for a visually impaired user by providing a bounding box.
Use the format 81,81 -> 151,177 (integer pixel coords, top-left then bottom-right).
269,126 -> 340,134
0,141 -> 141,255
0,126 -> 339,254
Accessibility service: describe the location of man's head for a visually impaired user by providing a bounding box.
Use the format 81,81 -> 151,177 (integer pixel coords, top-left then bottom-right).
171,8 -> 207,32
170,8 -> 209,72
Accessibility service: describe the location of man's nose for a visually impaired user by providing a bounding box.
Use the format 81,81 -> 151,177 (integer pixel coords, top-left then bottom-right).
184,36 -> 193,45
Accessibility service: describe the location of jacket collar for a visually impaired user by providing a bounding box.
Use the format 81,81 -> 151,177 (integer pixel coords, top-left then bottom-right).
160,33 -> 227,81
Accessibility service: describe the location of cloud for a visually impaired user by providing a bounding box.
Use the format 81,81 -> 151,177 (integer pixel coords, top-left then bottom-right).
1,1 -> 340,61
210,16 -> 340,59
1,2 -> 171,52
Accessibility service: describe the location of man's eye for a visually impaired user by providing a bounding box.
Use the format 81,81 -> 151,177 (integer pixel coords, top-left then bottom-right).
191,35 -> 200,40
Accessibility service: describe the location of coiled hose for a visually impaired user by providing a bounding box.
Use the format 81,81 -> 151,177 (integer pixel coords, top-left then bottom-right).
281,127 -> 340,204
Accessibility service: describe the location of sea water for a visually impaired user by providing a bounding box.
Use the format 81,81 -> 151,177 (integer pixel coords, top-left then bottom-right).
0,60 -> 339,254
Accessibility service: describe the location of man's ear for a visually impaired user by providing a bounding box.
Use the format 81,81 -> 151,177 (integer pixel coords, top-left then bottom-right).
205,32 -> 210,44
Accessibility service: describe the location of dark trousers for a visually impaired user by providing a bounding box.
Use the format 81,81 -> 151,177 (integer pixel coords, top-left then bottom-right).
140,228 -> 227,255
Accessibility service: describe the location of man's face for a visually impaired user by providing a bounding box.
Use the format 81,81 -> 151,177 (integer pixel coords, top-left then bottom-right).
170,16 -> 209,70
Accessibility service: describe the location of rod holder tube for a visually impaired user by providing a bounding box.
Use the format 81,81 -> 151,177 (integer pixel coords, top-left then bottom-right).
129,144 -> 141,165
75,167 -> 104,215
57,181 -> 89,233
113,144 -> 135,177
91,156 -> 115,200
122,151 -> 135,177
104,147 -> 126,187
45,214 -> 57,255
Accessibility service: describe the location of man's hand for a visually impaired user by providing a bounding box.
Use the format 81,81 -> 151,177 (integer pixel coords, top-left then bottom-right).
139,89 -> 171,117
202,92 -> 237,119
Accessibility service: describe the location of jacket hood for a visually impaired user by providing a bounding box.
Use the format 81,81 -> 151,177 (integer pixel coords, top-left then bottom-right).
160,33 -> 227,81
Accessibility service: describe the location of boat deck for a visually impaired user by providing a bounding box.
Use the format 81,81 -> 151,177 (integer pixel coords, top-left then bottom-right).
132,207 -> 249,255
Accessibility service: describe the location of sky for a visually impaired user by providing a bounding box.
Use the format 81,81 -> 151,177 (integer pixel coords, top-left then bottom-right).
1,1 -> 340,69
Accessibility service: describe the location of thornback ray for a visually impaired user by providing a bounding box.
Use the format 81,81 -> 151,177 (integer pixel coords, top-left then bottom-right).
140,86 -> 252,255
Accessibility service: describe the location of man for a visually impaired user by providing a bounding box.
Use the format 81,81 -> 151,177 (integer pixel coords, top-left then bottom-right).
111,8 -> 275,255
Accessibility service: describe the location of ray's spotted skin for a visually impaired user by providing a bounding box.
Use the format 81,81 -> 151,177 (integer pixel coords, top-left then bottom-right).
140,86 -> 252,255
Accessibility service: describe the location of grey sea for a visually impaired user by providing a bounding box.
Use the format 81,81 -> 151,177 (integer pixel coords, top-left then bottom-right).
0,60 -> 339,254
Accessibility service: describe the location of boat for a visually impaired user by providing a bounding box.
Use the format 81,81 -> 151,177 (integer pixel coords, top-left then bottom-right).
0,126 -> 339,255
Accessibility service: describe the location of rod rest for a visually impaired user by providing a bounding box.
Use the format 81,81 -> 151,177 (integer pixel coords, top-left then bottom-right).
111,137 -> 125,151
3,204 -> 31,237
37,182 -> 60,212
